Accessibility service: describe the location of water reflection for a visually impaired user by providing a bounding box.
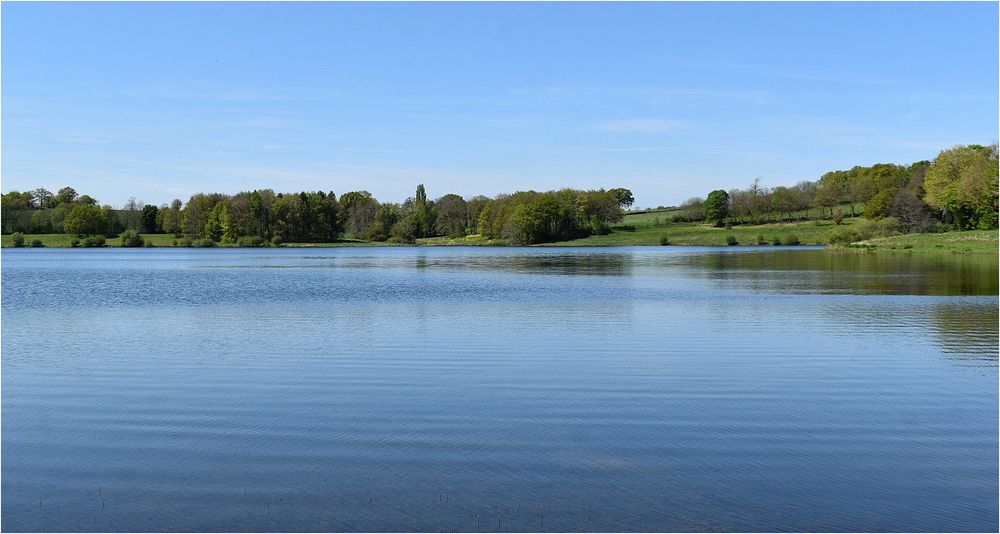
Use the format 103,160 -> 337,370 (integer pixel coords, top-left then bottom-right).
931,303 -> 999,366
679,249 -> 998,295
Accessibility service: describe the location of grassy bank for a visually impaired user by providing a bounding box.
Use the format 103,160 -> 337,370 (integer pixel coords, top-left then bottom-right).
3,222 -> 997,253
543,217 -> 855,246
833,229 -> 998,255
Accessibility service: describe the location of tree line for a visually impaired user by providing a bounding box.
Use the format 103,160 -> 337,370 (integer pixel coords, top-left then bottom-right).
678,144 -> 998,233
1,184 -> 635,245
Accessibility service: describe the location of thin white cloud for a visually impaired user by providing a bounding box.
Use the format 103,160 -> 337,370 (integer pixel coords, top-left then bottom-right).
594,119 -> 686,133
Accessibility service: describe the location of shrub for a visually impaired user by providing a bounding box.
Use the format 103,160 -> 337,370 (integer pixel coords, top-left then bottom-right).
756,234 -> 766,245
29,239 -> 44,248
120,229 -> 144,248
385,236 -> 402,244
659,235 -> 670,246
237,235 -> 266,247
726,235 -> 738,246
771,236 -> 782,246
10,232 -> 25,247
180,238 -> 194,247
783,234 -> 800,246
827,228 -> 861,245
194,239 -> 217,248
82,236 -> 106,247
853,219 -> 877,241
877,216 -> 901,237
70,238 -> 80,248
144,240 -> 156,248
271,236 -> 283,246
833,209 -> 845,225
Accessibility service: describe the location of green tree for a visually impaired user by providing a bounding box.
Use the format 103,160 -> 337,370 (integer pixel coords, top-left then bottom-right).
609,188 -> 635,209
923,144 -> 999,229
141,204 -> 159,233
433,194 -> 468,237
55,186 -> 78,205
414,184 -> 433,237
63,204 -> 106,235
703,189 -> 730,226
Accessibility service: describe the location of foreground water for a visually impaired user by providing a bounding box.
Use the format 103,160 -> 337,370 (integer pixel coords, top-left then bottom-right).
2,247 -> 997,532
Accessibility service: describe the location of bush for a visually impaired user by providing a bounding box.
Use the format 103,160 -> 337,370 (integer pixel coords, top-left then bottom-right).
833,209 -> 845,225
70,238 -> 80,248
771,236 -> 782,246
237,236 -> 266,247
827,228 -> 861,245
194,239 -> 217,248
726,235 -> 738,246
82,236 -> 106,247
30,239 -> 44,248
144,240 -> 156,248
756,234 -> 766,245
271,236 -> 283,246
385,236 -> 402,244
659,235 -> 671,246
853,219 -> 878,241
11,232 -> 25,247
120,229 -> 144,247
783,234 -> 800,246
877,216 -> 901,237
180,238 -> 194,247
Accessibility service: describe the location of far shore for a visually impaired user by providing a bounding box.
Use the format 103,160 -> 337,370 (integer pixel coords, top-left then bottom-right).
3,227 -> 996,257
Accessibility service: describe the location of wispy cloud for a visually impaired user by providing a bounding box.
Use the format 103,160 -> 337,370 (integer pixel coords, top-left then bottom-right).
594,119 -> 686,133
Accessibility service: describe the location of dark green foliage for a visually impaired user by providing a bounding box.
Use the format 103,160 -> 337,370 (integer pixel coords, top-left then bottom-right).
141,204 -> 159,233
237,235 -> 266,247
82,236 -> 106,247
726,235 -> 738,246
11,232 -> 25,247
194,239 -> 217,248
756,234 -> 766,245
783,234 -> 801,246
270,235 -> 283,246
833,209 -> 845,225
771,236 -> 782,246
120,230 -> 144,247
433,194 -> 467,237
70,238 -> 80,248
704,190 -> 729,226
659,235 -> 670,246
609,188 -> 635,209
29,239 -> 44,247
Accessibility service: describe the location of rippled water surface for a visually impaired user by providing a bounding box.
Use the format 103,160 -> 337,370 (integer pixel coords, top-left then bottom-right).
2,247 -> 997,532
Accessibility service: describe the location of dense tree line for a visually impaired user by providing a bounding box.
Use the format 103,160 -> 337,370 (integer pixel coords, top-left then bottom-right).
2,183 -> 633,245
3,143 -> 994,244
677,144 -> 997,233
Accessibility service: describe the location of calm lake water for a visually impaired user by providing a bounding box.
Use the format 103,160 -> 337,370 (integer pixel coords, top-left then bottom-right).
2,247 -> 997,532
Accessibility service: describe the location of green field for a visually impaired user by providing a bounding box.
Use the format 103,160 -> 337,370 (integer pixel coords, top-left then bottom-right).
544,216 -> 855,246
837,229 -> 999,255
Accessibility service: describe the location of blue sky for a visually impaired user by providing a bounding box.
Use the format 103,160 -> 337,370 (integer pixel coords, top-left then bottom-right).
2,2 -> 997,208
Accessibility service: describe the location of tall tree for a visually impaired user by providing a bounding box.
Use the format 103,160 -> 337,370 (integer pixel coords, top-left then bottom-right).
703,189 -> 730,227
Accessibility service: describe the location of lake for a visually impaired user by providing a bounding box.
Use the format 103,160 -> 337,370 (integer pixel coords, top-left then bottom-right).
2,247 -> 997,532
